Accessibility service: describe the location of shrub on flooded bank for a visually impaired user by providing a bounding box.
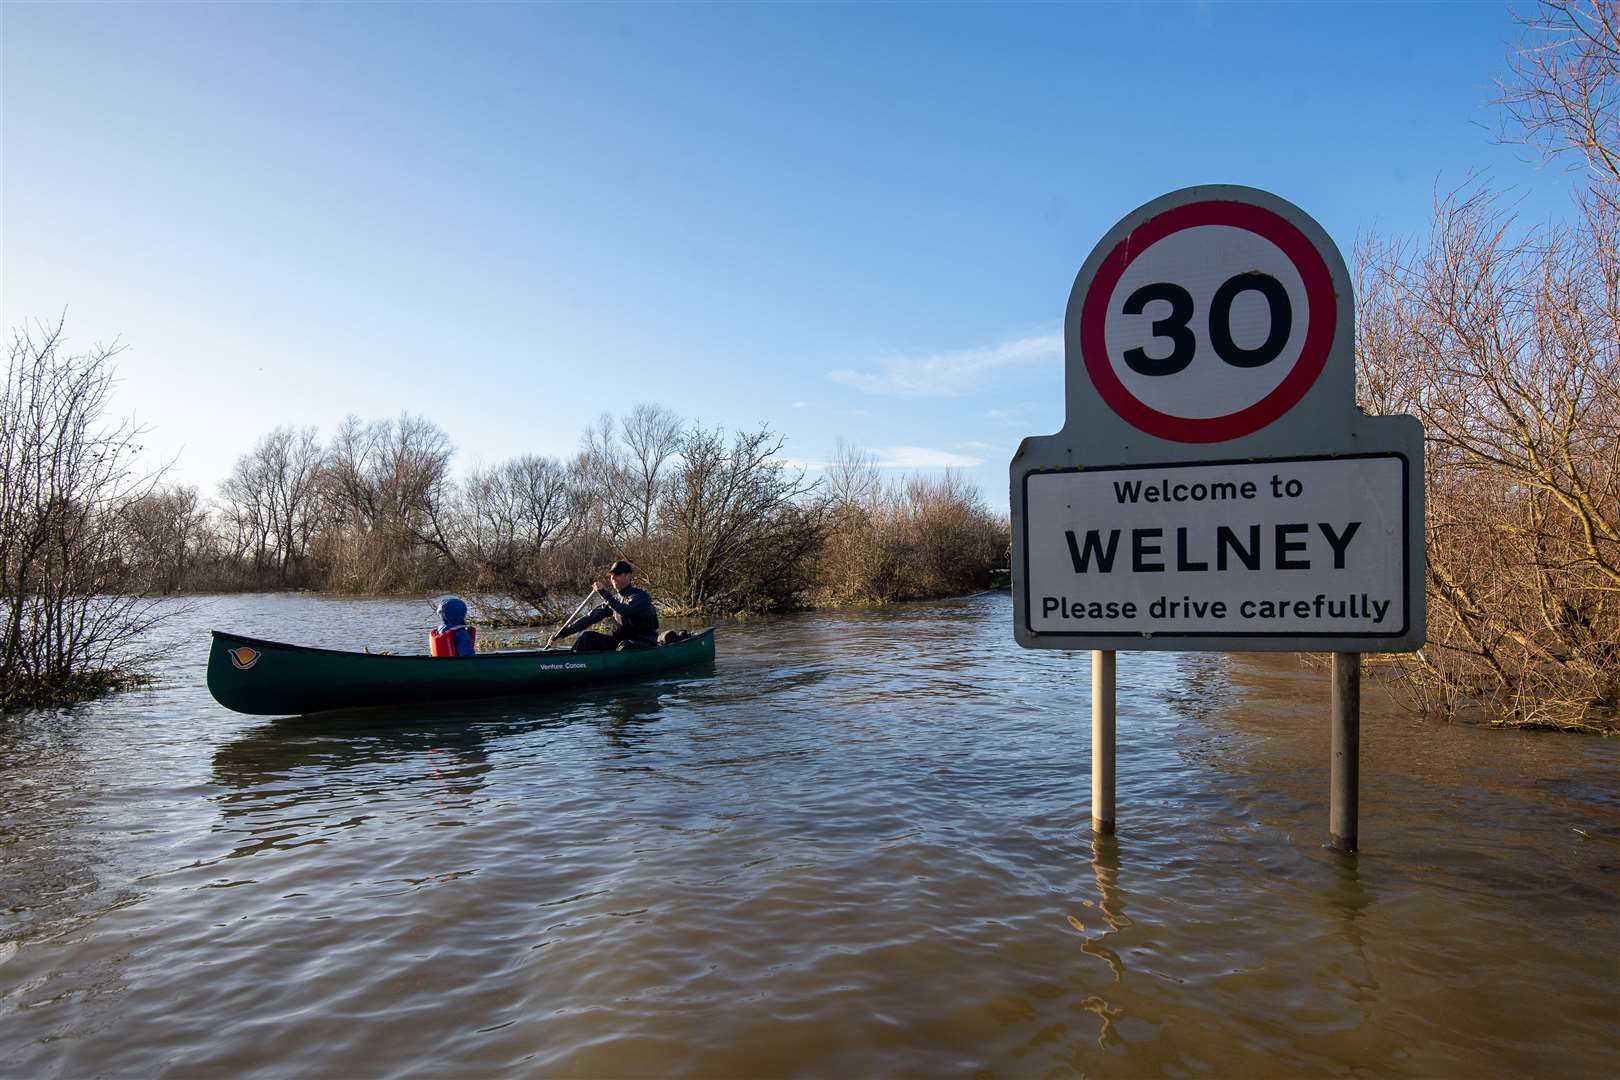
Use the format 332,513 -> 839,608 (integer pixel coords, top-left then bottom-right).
1,668 -> 153,712
812,447 -> 1006,607
2,320 -> 172,712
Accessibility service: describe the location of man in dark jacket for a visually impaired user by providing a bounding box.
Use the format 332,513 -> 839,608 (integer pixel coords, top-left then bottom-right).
547,560 -> 659,652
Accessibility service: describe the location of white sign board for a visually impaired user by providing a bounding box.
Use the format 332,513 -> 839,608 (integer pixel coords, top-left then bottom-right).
1024,455 -> 1411,642
1011,185 -> 1424,652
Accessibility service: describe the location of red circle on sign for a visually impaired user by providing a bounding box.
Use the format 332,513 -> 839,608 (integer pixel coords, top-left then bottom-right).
1079,200 -> 1337,443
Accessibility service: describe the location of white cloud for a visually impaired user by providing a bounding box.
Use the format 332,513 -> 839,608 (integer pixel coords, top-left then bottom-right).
988,403 -> 1045,422
784,446 -> 984,469
872,446 -> 984,469
830,331 -> 1060,397
790,400 -> 808,409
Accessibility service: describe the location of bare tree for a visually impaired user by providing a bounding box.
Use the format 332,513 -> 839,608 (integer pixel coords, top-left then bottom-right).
655,424 -> 825,612
824,440 -> 884,511
323,414 -> 386,535
1496,0 -> 1620,206
388,413 -> 461,568
1,318 -> 166,707
570,412 -> 630,546
315,413 -> 459,591
462,453 -> 578,611
464,455 -> 574,561
1356,185 -> 1619,731
1337,4 -> 1620,730
620,403 -> 682,541
119,484 -> 210,594
217,425 -> 323,586
218,453 -> 273,575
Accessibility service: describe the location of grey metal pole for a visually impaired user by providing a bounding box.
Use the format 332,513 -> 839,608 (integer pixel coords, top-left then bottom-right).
1092,649 -> 1116,836
1329,651 -> 1360,852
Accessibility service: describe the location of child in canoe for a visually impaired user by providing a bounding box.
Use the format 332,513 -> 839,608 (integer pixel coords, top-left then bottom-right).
430,596 -> 478,657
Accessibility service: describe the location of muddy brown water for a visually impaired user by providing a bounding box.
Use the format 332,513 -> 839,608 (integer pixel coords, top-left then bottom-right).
2,593 -> 1616,1077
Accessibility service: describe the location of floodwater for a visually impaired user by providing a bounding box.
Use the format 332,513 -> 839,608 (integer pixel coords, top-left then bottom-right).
2,592 -> 1616,1077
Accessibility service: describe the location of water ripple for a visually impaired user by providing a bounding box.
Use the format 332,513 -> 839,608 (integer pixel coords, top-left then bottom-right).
1,594 -> 1616,1077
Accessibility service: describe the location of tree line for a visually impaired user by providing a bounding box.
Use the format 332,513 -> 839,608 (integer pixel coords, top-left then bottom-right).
120,406 -> 1007,615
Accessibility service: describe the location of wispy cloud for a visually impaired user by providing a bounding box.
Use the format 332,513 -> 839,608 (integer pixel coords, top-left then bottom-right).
872,446 -> 984,468
781,445 -> 985,471
988,403 -> 1047,423
830,331 -> 1060,397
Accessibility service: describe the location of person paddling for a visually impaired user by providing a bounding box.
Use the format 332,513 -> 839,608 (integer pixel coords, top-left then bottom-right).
547,560 -> 659,653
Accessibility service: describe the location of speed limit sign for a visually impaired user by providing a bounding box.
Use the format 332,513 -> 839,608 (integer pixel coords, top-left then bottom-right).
1081,199 -> 1336,443
1012,184 -> 1425,653
1011,187 -> 1426,856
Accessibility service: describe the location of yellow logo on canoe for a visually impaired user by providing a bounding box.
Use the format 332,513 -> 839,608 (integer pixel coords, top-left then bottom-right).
229,646 -> 261,671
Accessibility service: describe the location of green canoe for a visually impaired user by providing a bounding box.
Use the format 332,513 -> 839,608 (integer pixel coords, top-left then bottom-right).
206,628 -> 716,716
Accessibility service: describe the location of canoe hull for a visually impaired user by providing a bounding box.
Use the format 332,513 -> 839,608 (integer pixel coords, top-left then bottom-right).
207,629 -> 716,716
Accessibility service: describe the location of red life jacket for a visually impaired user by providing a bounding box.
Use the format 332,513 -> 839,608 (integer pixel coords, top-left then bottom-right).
428,626 -> 477,657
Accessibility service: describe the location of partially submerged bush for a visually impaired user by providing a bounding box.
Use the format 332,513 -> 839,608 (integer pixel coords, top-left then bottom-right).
813,446 -> 1007,607
2,319 -> 168,710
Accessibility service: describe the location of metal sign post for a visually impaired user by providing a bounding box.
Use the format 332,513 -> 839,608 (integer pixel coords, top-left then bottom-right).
1010,185 -> 1425,849
1330,652 -> 1361,851
1092,649 -> 1115,835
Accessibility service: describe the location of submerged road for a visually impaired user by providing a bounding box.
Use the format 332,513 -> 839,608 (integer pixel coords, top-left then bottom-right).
2,592 -> 1615,1076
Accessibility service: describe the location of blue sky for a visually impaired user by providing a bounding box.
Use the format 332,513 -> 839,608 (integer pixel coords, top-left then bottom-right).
2,1 -> 1582,512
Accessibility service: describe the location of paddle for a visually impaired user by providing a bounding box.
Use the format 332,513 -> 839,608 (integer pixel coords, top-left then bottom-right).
546,588 -> 602,650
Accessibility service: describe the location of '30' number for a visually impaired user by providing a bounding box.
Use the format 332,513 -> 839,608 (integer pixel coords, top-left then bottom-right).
1121,272 -> 1293,377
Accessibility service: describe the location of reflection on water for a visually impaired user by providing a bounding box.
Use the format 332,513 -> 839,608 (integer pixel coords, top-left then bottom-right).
214,719 -> 492,784
1,592 -> 1617,1078
1072,836 -> 1130,987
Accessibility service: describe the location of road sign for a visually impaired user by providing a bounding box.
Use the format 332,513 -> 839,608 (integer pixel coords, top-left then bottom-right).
1011,185 -> 1424,652
1024,454 -> 1411,642
1081,199 -> 1337,444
